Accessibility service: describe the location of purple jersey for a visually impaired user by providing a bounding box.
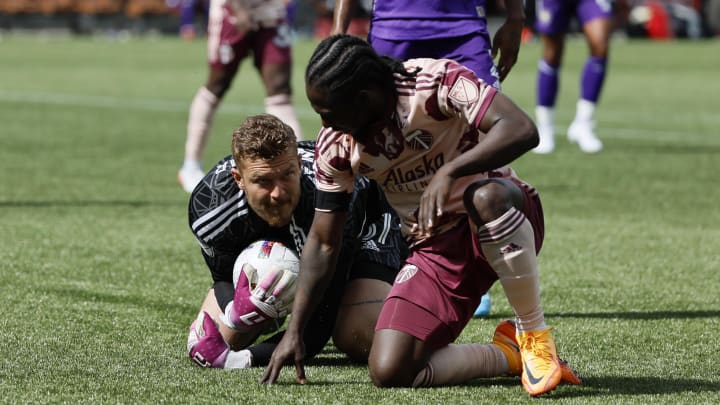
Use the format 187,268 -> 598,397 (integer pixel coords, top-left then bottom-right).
367,0 -> 499,88
535,0 -> 613,35
370,0 -> 489,40
370,34 -> 500,89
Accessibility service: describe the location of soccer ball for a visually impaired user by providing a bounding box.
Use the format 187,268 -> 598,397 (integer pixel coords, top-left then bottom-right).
232,240 -> 300,293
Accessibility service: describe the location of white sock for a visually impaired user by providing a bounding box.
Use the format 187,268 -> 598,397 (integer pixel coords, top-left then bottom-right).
573,99 -> 596,124
478,207 -> 546,332
181,159 -> 203,172
535,105 -> 555,129
185,86 -> 219,162
412,344 -> 508,387
265,94 -> 303,140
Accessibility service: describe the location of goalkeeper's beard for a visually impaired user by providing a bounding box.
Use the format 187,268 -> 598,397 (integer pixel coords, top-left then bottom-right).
253,199 -> 295,227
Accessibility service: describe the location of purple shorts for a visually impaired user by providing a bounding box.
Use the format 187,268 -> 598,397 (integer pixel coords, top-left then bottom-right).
535,0 -> 613,35
376,180 -> 544,348
207,4 -> 291,71
369,32 -> 501,90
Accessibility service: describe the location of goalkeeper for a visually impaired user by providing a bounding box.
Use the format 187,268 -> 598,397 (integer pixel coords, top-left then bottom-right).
185,114 -> 406,368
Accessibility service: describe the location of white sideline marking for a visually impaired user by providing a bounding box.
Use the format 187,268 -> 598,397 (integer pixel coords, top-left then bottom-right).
0,89 -> 318,118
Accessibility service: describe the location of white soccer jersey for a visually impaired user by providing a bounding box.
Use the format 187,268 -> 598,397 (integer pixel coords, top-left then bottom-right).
314,58 -> 520,241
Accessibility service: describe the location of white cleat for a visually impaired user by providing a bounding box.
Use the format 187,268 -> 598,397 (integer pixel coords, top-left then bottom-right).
567,121 -> 603,153
532,126 -> 555,154
178,165 -> 205,193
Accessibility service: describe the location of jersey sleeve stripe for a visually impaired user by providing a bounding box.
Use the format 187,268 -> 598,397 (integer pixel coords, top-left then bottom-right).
192,193 -> 248,242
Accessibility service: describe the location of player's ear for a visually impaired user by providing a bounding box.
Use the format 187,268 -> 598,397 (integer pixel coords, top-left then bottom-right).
231,167 -> 245,190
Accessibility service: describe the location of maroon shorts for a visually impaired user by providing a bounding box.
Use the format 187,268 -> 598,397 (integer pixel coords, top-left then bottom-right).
376,180 -> 544,348
207,4 -> 291,71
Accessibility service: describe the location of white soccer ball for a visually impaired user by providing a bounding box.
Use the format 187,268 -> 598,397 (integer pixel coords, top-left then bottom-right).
232,239 -> 300,295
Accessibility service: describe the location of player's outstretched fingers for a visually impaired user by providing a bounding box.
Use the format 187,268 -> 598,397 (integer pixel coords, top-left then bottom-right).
270,270 -> 297,314
295,361 -> 307,385
254,266 -> 282,299
260,358 -> 281,385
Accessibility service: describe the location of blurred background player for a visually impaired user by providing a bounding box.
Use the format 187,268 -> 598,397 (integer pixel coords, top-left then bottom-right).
170,0 -> 209,40
178,0 -> 304,193
532,0 -> 613,154
262,35 -> 578,396
186,114 -> 406,368
331,0 -> 527,317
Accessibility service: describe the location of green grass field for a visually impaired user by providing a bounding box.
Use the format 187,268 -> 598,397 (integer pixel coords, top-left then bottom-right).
1,34 -> 719,404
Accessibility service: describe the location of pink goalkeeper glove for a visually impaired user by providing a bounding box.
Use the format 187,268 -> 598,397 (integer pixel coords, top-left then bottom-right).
221,263 -> 296,331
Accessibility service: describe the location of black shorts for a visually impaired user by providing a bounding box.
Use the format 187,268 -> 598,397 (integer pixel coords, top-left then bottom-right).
349,259 -> 398,285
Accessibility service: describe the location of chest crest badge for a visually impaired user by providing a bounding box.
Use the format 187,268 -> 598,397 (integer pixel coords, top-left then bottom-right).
405,129 -> 433,150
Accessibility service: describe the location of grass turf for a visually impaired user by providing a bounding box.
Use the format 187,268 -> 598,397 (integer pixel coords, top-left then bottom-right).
0,34 -> 719,404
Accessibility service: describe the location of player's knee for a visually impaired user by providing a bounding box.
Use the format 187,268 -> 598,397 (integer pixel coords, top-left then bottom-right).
369,357 -> 415,387
263,74 -> 291,96
589,42 -> 609,58
463,180 -> 520,224
261,66 -> 292,95
332,309 -> 374,362
368,348 -> 418,387
333,328 -> 370,363
206,72 -> 234,98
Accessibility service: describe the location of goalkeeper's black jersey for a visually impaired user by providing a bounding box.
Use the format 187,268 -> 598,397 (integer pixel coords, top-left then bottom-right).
188,141 -> 404,284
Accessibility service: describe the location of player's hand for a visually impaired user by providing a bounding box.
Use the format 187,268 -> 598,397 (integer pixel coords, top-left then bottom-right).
416,167 -> 455,237
491,18 -> 523,82
259,331 -> 307,385
246,263 -> 297,319
222,264 -> 296,330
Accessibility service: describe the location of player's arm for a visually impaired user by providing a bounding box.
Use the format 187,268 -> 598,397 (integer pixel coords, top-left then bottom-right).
456,91 -> 537,172
331,0 -> 357,35
260,191 -> 350,385
492,0 -> 525,82
417,90 -> 537,235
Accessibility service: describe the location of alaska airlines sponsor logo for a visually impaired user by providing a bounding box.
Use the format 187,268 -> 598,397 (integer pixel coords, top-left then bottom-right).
382,153 -> 445,191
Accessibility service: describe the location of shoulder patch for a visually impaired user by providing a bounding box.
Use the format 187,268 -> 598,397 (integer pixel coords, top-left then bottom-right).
448,76 -> 479,105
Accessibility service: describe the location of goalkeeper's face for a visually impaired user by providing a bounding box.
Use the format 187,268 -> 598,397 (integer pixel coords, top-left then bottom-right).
232,149 -> 302,227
